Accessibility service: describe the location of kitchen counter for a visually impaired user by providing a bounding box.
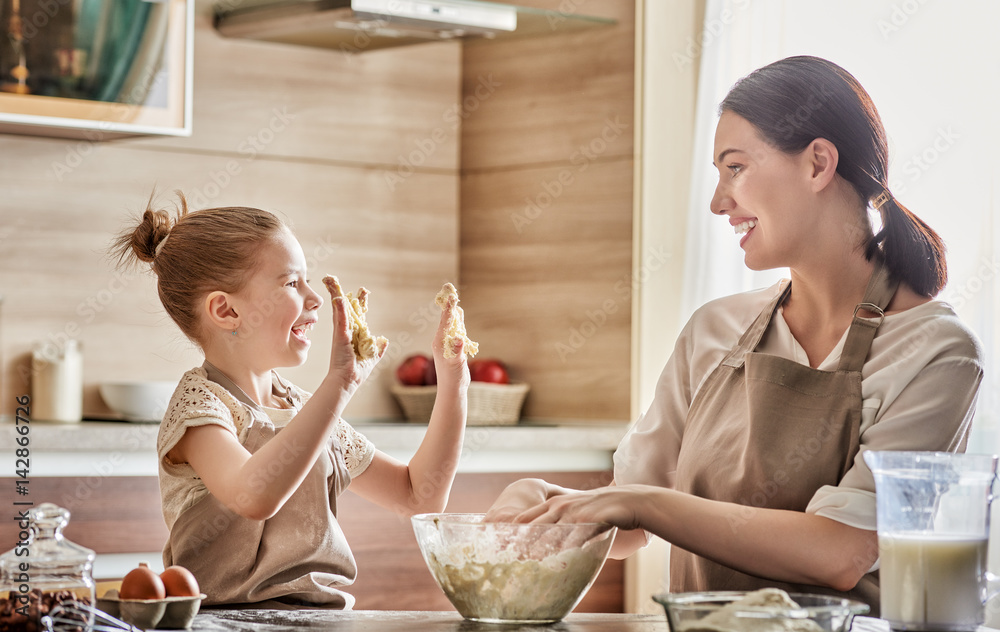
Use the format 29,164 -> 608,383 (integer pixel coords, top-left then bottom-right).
182,612 -> 904,632
0,419 -> 629,475
190,609 -> 666,631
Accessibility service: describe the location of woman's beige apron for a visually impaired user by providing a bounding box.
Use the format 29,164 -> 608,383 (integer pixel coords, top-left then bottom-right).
670,264 -> 898,612
163,363 -> 357,608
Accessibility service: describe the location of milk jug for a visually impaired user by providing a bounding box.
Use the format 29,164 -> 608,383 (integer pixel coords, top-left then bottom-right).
31,339 -> 83,422
866,450 -> 998,632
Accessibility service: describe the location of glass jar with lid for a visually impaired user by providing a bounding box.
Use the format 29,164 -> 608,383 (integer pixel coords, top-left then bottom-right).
0,503 -> 95,632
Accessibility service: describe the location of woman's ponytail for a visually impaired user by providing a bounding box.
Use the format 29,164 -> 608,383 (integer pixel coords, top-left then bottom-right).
865,192 -> 947,297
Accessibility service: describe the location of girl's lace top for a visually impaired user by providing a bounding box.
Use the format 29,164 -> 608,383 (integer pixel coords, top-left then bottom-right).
156,367 -> 376,529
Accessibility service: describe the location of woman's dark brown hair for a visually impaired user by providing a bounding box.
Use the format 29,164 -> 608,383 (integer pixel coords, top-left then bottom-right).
111,193 -> 286,344
720,55 -> 947,296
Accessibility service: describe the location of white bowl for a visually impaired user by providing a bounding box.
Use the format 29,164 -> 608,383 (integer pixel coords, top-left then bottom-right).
99,381 -> 177,422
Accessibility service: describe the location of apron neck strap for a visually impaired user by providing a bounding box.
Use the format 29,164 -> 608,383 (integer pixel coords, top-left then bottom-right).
837,261 -> 899,372
722,280 -> 792,368
723,262 -> 898,371
202,360 -> 269,413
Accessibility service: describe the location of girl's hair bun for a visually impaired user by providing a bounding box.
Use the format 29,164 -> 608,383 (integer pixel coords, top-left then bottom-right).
136,208 -> 174,263
112,192 -> 185,268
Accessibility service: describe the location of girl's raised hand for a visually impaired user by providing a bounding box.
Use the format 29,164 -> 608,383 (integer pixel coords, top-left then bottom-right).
329,295 -> 386,393
431,294 -> 470,388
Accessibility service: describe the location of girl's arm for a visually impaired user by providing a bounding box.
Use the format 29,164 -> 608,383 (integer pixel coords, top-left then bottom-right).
169,297 -> 382,521
515,484 -> 877,592
349,299 -> 469,515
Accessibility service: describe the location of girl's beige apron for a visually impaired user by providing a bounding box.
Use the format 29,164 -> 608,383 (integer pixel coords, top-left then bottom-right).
163,363 -> 356,608
671,264 -> 898,612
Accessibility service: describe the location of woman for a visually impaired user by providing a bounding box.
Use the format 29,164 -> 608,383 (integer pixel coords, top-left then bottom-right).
487,56 -> 983,610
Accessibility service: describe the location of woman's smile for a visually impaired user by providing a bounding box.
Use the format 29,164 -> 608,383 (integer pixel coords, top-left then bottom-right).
731,217 -> 757,247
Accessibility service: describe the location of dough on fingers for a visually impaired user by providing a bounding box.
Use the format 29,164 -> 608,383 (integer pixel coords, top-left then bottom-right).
322,275 -> 388,361
434,283 -> 479,359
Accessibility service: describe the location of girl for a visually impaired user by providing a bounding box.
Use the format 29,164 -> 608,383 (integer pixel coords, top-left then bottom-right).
112,197 -> 469,608
486,56 -> 983,612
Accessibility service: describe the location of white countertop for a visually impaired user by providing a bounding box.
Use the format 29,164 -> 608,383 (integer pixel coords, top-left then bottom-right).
1,418 -> 629,475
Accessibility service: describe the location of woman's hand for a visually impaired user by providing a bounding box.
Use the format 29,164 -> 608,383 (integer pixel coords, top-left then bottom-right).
328,296 -> 386,394
430,294 -> 470,389
514,485 -> 646,531
484,478 -> 562,522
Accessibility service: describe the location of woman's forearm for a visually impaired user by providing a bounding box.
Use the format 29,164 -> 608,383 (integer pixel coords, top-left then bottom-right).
520,484 -> 877,590
632,486 -> 877,590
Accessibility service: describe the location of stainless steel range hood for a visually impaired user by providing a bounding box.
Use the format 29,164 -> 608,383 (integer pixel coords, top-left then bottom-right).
214,0 -> 615,53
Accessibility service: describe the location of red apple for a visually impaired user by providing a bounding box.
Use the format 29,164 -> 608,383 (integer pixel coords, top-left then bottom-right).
396,354 -> 431,386
469,359 -> 509,384
424,358 -> 437,386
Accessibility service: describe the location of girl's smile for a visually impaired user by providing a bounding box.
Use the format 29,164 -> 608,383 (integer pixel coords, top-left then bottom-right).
291,320 -> 315,346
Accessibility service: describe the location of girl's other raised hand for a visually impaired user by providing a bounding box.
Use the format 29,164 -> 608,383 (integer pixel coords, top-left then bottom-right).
431,294 -> 470,388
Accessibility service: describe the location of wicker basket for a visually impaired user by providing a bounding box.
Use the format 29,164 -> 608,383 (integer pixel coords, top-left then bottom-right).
391,382 -> 530,425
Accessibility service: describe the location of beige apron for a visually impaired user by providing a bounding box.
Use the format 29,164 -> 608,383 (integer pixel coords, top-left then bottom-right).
670,264 -> 898,613
163,363 -> 357,608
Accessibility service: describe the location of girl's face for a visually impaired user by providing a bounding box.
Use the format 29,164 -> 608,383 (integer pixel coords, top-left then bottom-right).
231,229 -> 323,370
710,111 -> 816,271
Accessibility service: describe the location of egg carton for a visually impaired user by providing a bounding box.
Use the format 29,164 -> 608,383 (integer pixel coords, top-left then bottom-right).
96,589 -> 205,629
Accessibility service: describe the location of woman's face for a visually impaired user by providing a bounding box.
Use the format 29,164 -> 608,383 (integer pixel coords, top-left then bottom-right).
710,111 -> 817,271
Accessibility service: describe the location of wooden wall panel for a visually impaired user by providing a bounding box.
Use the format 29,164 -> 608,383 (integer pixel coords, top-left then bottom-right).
460,160 -> 633,419
0,0 -> 461,420
459,0 -> 635,422
0,138 -> 457,419
129,1 -> 463,171
461,0 -> 634,171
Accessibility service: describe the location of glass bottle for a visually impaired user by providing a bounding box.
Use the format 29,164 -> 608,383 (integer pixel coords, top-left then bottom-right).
0,0 -> 31,95
0,503 -> 96,632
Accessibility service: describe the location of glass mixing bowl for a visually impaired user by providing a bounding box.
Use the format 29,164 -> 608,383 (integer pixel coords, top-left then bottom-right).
654,590 -> 870,632
411,513 -> 616,624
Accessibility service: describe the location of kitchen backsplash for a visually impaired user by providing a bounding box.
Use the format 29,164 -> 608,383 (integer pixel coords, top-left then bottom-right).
0,0 -> 462,420
0,0 -> 635,424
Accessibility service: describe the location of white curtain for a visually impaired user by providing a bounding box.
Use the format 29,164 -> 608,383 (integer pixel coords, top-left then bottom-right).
680,0 -> 1000,453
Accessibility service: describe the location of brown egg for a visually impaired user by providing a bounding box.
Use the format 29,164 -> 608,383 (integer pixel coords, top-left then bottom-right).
160,565 -> 200,597
120,563 -> 166,600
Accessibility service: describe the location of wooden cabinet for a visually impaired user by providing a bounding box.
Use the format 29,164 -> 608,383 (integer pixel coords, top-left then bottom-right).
0,470 -> 622,612
0,0 -> 192,139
